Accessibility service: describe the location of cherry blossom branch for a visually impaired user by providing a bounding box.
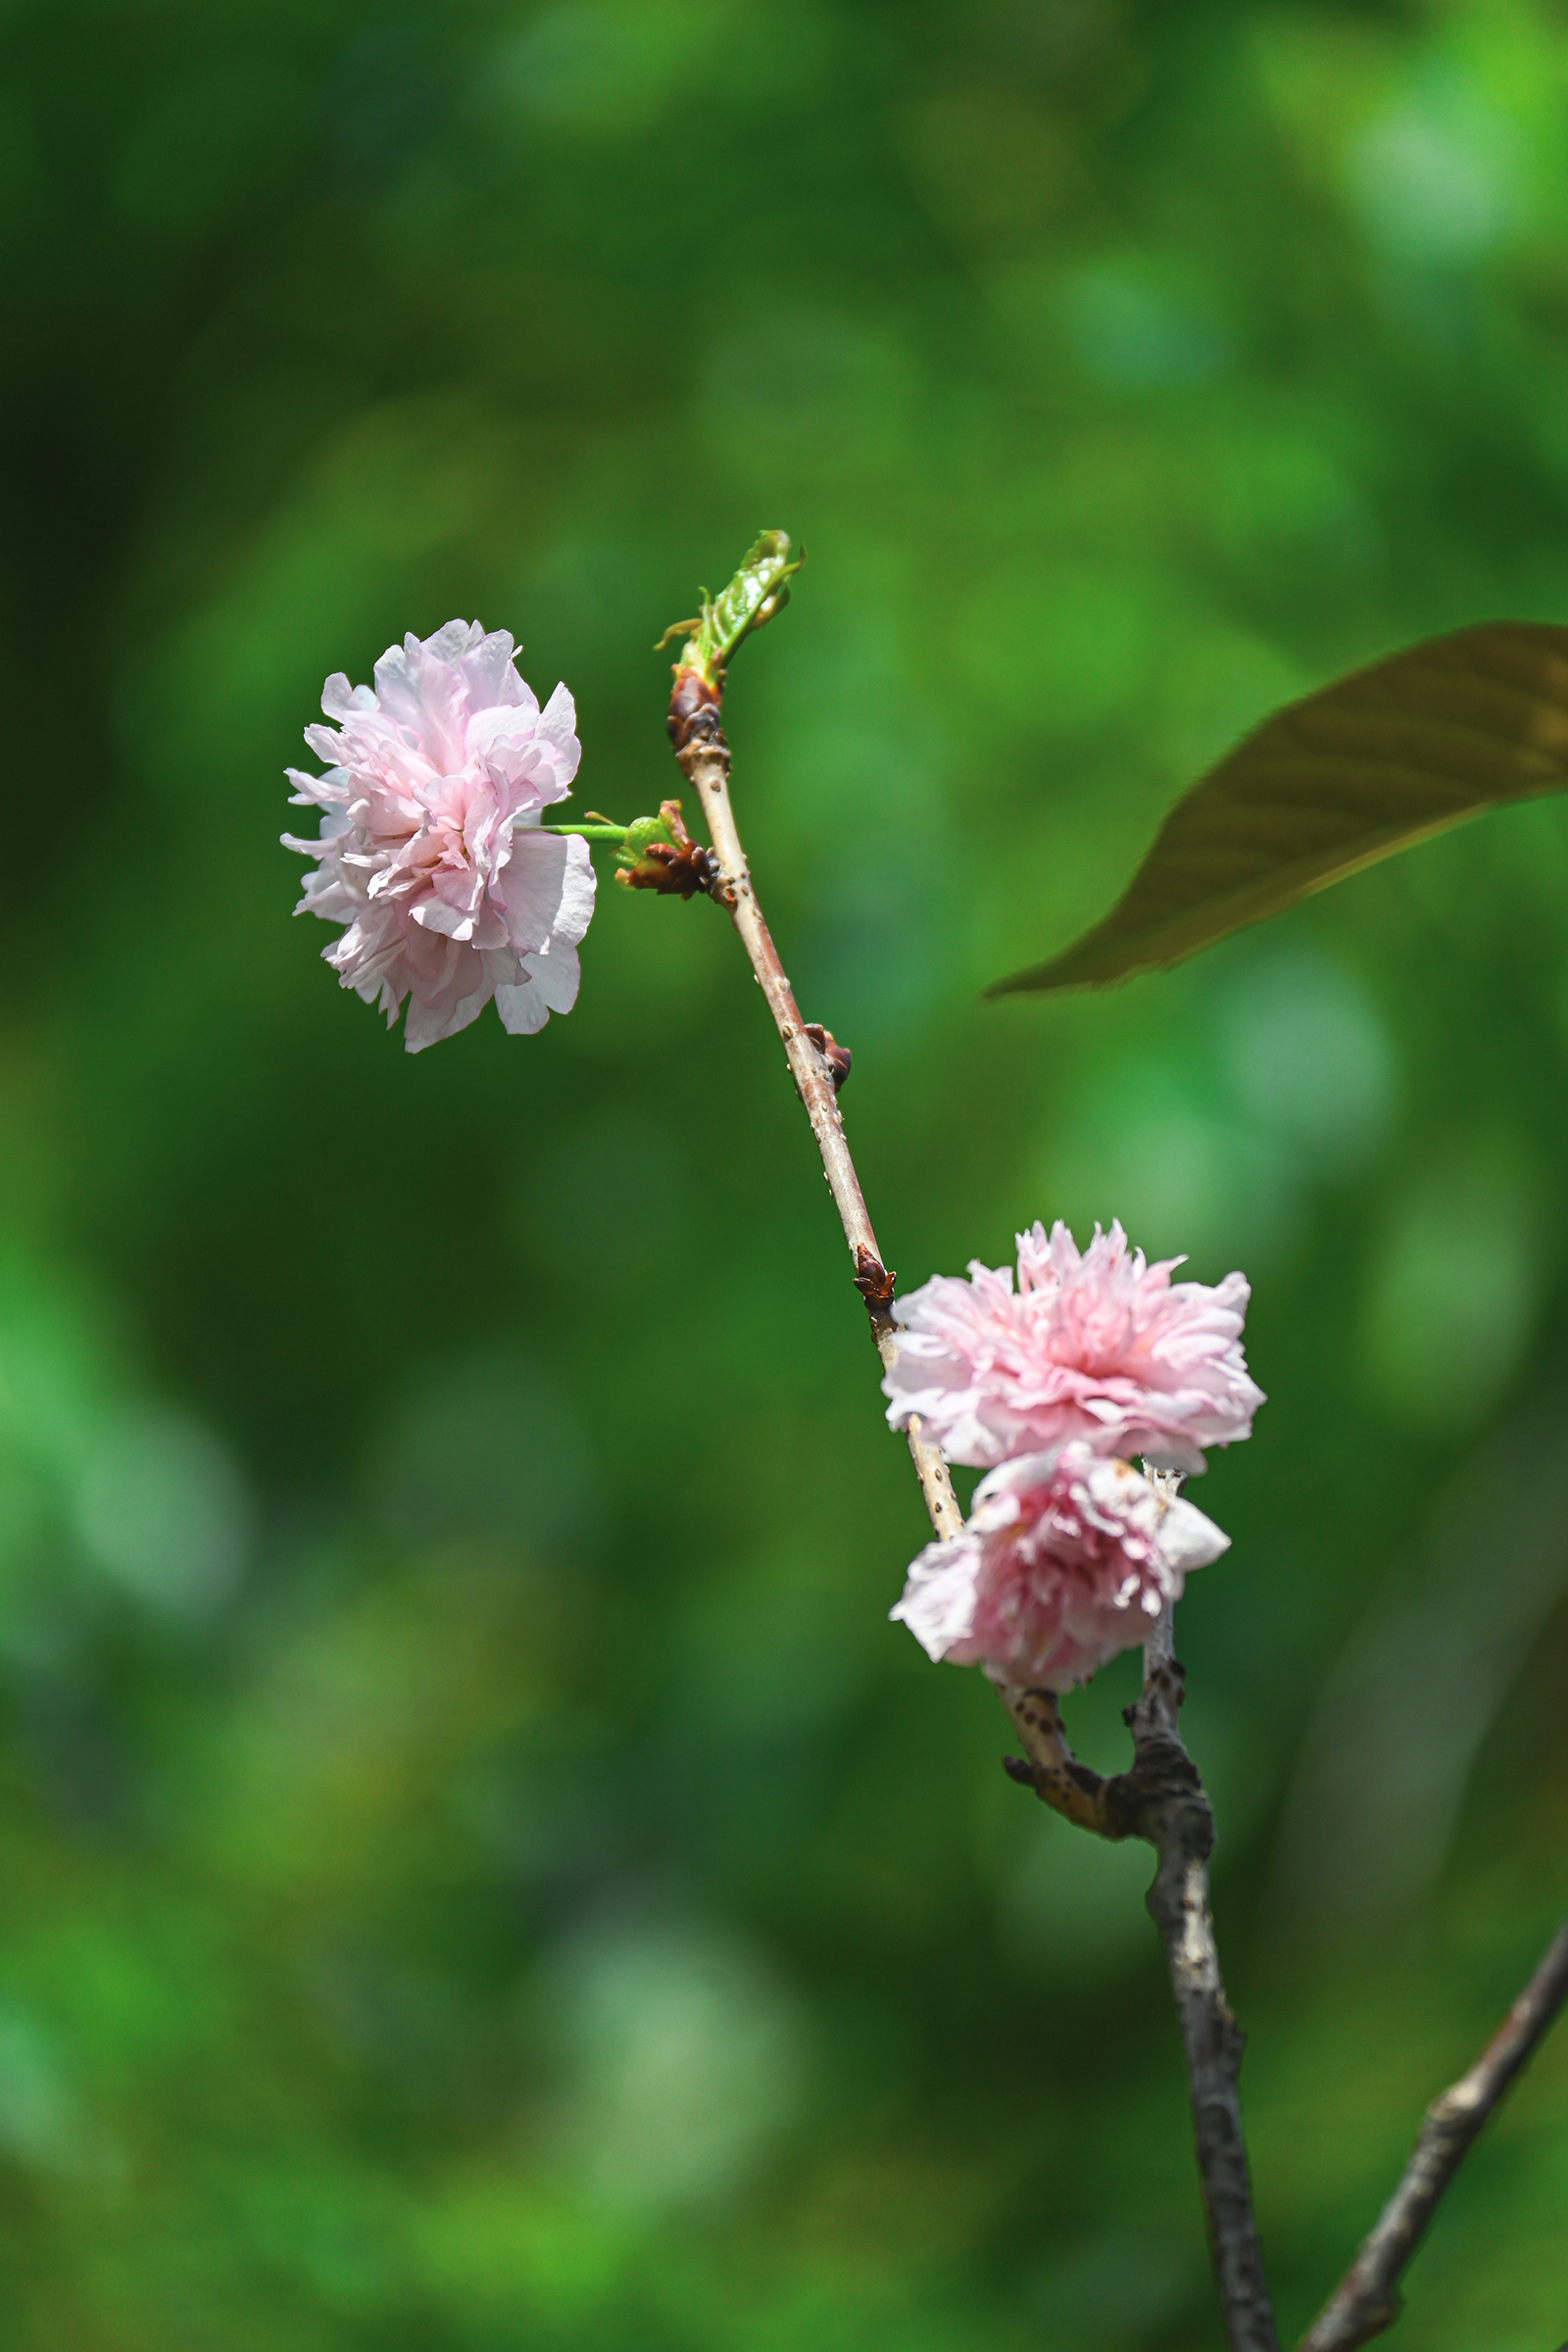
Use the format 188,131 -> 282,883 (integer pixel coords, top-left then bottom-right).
1299,1911 -> 1568,2352
657,536 -> 1268,2346
1003,1623 -> 1280,2352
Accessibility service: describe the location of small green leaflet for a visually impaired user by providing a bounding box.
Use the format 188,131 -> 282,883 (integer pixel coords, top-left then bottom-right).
987,620 -> 1568,996
655,530 -> 804,689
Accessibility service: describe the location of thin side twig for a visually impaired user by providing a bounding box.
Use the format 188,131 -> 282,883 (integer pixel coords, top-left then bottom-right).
1299,1913 -> 1568,2352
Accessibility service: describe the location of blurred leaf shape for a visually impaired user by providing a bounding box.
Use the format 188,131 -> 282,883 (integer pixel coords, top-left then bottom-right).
988,620 -> 1568,994
74,1407 -> 252,1618
538,1919 -> 806,2210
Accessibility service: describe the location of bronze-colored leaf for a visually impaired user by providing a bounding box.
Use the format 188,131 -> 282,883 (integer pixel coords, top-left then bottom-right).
987,620 -> 1568,995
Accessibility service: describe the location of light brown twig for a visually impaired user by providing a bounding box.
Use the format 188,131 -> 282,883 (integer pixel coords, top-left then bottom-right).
669,704 -> 961,1543
1299,1912 -> 1568,2352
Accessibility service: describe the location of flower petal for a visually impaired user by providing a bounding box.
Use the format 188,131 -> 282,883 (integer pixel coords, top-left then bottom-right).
890,1535 -> 982,1661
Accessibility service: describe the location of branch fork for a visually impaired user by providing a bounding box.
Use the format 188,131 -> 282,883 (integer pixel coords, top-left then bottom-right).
1003,1645 -> 1280,2352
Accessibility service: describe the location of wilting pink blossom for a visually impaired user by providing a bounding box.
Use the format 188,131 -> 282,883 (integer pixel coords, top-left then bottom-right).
884,1220 -> 1262,1474
891,1444 -> 1229,1691
284,620 -> 595,1052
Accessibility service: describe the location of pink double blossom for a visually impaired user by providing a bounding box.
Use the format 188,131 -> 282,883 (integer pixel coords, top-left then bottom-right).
891,1444 -> 1230,1691
284,621 -> 595,1052
883,1220 -> 1262,1475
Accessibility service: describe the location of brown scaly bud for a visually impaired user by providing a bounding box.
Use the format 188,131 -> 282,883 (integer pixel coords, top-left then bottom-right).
854,1244 -> 896,1323
665,667 -> 723,754
614,799 -> 723,900
804,1022 -> 852,1091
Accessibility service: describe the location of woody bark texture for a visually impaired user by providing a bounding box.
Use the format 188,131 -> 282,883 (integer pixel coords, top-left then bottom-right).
1299,1911 -> 1568,2352
1004,1611 -> 1280,2352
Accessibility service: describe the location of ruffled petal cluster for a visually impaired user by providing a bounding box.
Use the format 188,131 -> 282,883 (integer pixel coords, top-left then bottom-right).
892,1444 -> 1230,1692
883,1219 -> 1263,1475
283,620 -> 595,1052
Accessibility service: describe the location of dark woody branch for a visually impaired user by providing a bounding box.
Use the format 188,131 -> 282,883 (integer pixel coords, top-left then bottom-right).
1299,1913 -> 1568,2352
1005,1659 -> 1568,2352
1002,1624 -> 1280,2352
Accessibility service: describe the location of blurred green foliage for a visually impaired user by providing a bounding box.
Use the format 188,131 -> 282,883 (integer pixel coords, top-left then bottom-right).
4,0 -> 1568,2345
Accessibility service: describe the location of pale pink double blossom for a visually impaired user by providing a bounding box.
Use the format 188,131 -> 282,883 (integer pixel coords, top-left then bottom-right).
284,621 -> 594,1052
892,1444 -> 1230,1692
883,1219 -> 1262,1476
886,1221 -> 1261,1690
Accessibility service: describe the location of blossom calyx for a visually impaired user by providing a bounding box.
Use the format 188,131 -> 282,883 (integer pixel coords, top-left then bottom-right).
613,800 -> 722,899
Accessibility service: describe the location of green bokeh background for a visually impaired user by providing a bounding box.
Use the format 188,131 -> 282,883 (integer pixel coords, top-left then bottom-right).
5,1 -> 1568,2344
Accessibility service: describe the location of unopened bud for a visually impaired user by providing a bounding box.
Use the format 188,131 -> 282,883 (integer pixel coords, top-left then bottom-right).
803,1022 -> 852,1092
